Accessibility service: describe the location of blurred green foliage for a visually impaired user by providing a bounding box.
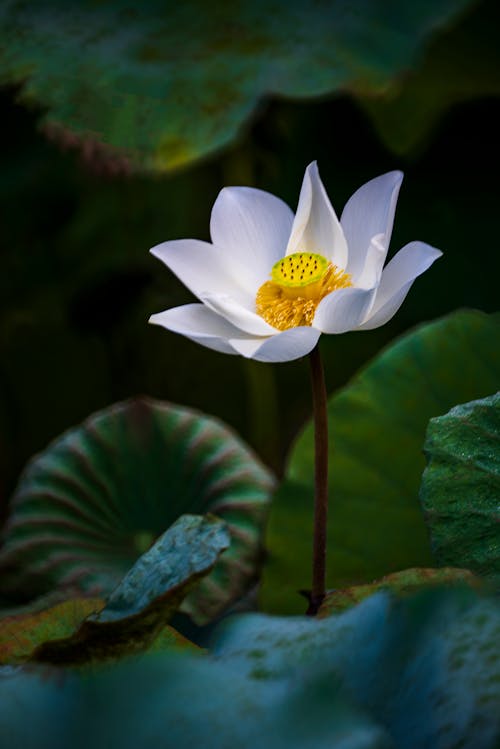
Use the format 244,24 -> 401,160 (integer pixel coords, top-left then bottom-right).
360,0 -> 500,155
0,587 -> 499,748
0,0 -> 471,171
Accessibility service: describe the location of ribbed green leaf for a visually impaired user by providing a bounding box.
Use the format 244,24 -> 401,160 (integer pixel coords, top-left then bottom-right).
0,0 -> 471,171
261,310 -> 500,614
0,398 -> 274,624
420,392 -> 500,586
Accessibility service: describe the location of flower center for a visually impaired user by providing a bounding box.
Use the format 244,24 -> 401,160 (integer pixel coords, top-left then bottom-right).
256,252 -> 352,331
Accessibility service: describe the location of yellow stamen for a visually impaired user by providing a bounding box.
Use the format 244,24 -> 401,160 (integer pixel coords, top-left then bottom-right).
256,252 -> 352,331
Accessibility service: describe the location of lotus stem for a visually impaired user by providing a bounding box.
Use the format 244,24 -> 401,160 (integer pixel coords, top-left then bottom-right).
307,342 -> 329,615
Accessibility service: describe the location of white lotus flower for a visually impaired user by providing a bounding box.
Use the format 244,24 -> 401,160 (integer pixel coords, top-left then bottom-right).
149,163 -> 442,363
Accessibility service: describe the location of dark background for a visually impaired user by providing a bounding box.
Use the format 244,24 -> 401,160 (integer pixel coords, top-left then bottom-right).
0,0 -> 499,523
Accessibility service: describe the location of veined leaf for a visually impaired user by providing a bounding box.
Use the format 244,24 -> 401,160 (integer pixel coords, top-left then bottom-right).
0,398 -> 274,624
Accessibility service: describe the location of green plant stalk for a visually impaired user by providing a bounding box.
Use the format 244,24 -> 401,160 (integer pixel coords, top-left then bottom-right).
307,343 -> 329,615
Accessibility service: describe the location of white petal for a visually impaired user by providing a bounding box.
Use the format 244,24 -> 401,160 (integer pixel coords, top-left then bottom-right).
354,233 -> 386,289
229,327 -> 321,363
149,303 -> 243,355
150,239 -> 253,305
359,241 -> 443,330
200,292 -> 276,336
313,287 -> 377,334
210,186 -> 294,292
341,171 -> 403,283
286,162 -> 348,268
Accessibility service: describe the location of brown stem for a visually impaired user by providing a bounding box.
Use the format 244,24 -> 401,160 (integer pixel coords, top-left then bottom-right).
306,343 -> 329,616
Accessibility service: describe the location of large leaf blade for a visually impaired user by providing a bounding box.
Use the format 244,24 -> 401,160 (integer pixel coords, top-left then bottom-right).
261,310 -> 500,613
0,0 -> 472,170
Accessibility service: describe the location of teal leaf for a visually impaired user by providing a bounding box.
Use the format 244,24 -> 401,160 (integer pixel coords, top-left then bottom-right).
214,589 -> 500,749
420,392 -> 500,586
93,514 -> 229,623
0,397 -> 274,624
0,587 -> 498,748
0,0 -> 472,171
261,310 -> 500,613
32,514 -> 226,664
0,656 -> 392,749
